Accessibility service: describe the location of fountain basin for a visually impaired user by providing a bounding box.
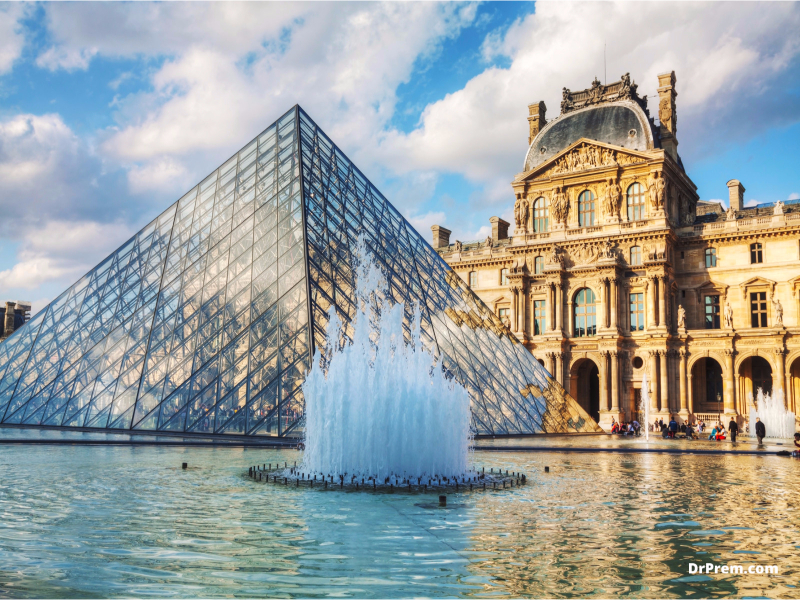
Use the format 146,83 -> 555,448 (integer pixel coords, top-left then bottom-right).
246,464 -> 525,492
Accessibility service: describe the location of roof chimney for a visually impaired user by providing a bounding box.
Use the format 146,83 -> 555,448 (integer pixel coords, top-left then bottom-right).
727,179 -> 745,211
430,225 -> 452,249
489,217 -> 509,242
527,101 -> 546,145
657,71 -> 678,161
4,302 -> 16,338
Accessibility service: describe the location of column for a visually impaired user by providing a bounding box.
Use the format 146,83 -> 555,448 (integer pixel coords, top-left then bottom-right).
599,279 -> 607,329
679,349 -> 688,414
734,374 -> 741,414
774,347 -> 786,396
547,284 -> 555,332
647,278 -> 657,329
723,349 -> 735,414
599,351 -> 610,411
610,350 -> 620,411
567,301 -> 574,337
660,350 -> 669,414
556,352 -> 565,387
687,373 -> 694,416
510,287 -> 518,333
555,283 -> 563,333
610,278 -> 618,330
649,351 -> 659,414
547,352 -> 556,376
518,286 -> 526,334
658,276 -> 667,328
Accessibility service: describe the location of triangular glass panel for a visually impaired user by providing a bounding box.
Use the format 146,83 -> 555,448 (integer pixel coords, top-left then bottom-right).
0,106 -> 600,437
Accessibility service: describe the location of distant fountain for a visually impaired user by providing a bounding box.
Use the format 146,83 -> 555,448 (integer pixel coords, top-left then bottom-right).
749,388 -> 796,439
641,372 -> 650,441
301,238 -> 472,481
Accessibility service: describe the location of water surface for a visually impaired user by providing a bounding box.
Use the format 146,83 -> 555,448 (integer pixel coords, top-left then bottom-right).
1,444 -> 798,598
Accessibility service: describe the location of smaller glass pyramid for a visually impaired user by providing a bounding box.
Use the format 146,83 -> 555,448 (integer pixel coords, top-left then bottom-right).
0,106 -> 601,437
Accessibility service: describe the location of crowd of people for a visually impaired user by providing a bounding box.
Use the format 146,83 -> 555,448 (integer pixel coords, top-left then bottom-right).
608,415 -> 799,450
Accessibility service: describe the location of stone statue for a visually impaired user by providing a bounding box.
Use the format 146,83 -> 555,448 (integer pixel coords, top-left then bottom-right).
561,87 -> 574,113
520,198 -> 530,234
551,186 -> 569,224
774,200 -> 785,216
677,305 -> 686,329
514,197 -> 523,231
602,177 -> 621,219
724,301 -> 734,329
454,240 -> 462,252
647,171 -> 667,211
619,72 -> 633,99
484,236 -> 492,249
773,297 -> 784,326
726,205 -> 736,221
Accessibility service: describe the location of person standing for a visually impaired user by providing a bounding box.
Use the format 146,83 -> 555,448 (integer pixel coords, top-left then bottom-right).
755,417 -> 766,445
728,418 -> 739,442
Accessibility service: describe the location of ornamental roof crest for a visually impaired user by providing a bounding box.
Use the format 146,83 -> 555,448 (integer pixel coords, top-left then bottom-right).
560,73 -> 649,115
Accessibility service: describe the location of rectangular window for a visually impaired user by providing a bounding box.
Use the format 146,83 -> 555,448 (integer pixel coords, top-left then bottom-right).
469,271 -> 477,288
705,294 -> 720,329
630,246 -> 641,266
629,293 -> 644,332
705,248 -> 717,268
500,268 -> 509,285
750,292 -> 767,327
534,300 -> 546,335
750,243 -> 763,264
498,307 -> 509,320
534,256 -> 544,274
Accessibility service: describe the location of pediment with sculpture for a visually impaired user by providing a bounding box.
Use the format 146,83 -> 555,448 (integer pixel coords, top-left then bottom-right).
517,139 -> 652,183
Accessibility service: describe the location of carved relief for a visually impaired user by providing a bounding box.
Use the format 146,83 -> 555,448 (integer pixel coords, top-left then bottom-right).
546,143 -> 620,176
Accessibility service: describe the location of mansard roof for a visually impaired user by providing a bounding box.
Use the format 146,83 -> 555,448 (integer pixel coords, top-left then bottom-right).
523,74 -> 678,174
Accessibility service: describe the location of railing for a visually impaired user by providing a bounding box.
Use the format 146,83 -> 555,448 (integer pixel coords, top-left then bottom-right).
693,413 -> 724,425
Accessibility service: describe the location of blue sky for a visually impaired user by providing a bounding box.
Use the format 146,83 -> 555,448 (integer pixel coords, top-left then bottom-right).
0,2 -> 799,313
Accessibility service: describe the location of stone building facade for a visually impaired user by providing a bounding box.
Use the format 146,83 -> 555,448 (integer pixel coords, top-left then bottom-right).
433,71 -> 800,431
0,301 -> 32,340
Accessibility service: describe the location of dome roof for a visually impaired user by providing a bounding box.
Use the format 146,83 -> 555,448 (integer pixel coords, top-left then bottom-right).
524,101 -> 657,172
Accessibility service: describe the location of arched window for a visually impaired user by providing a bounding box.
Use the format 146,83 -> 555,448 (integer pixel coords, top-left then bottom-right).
500,268 -> 509,285
574,288 -> 597,337
534,256 -> 544,274
533,197 -> 549,232
630,245 -> 642,266
469,271 -> 477,288
578,190 -> 595,227
705,248 -> 717,268
627,183 -> 645,221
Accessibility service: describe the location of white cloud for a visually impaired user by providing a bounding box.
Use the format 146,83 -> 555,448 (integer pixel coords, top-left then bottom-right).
375,2 -> 800,193
788,192 -> 800,201
0,4 -> 26,75
127,156 -> 190,195
87,3 -> 475,209
408,211 -> 447,234
0,220 -> 135,290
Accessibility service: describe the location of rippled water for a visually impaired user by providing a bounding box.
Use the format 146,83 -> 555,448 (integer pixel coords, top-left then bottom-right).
1,443 -> 799,598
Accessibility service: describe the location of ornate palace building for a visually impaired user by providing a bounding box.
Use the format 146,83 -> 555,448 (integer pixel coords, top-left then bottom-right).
433,71 -> 800,431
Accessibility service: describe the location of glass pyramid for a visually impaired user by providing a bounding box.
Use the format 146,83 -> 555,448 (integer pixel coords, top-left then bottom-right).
0,107 -> 600,437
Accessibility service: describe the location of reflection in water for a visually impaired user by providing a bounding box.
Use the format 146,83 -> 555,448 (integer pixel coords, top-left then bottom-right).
0,444 -> 798,598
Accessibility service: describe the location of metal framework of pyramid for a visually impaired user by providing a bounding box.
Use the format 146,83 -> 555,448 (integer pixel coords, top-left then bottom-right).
0,106 -> 600,438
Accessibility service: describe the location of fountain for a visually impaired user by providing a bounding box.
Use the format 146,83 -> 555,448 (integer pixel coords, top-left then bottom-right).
302,237 -> 471,481
749,388 -> 796,439
641,371 -> 650,441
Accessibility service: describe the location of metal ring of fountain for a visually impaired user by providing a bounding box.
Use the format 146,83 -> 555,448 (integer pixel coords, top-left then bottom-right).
246,463 -> 526,492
